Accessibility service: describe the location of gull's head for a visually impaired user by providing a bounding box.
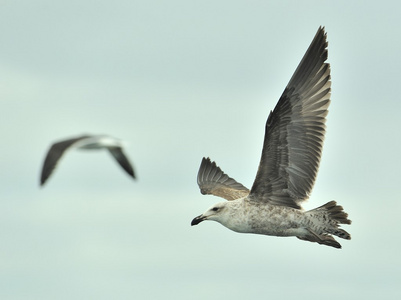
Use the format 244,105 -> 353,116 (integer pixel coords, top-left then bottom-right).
191,201 -> 231,226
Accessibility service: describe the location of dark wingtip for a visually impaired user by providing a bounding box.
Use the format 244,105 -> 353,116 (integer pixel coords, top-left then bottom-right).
129,170 -> 137,180
39,177 -> 47,187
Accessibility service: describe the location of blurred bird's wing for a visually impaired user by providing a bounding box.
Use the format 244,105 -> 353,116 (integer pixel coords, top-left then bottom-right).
107,147 -> 136,179
40,135 -> 90,186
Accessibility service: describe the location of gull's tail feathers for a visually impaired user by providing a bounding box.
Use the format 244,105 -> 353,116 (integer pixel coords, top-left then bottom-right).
298,201 -> 351,249
313,200 -> 351,239
297,230 -> 342,249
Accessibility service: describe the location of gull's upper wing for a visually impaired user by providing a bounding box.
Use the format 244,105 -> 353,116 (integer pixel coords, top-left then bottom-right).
249,27 -> 331,209
107,147 -> 136,179
40,135 -> 90,186
197,157 -> 249,201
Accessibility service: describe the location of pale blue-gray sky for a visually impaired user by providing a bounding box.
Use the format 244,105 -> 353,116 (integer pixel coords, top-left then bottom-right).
1,1 -> 400,299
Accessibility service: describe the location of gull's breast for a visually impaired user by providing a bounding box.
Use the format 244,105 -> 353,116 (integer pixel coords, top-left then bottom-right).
230,201 -> 306,237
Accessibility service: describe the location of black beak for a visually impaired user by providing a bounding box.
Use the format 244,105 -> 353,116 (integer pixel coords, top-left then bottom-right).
191,214 -> 206,226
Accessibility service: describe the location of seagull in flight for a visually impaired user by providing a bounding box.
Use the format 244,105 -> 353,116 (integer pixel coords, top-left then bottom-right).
191,27 -> 351,249
40,134 -> 136,186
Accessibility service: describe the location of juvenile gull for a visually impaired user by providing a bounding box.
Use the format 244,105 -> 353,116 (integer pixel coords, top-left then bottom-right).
40,134 -> 136,186
191,27 -> 351,249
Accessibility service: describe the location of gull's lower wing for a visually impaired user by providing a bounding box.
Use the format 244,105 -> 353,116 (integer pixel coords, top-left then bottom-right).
197,157 -> 249,201
108,147 -> 136,179
250,27 -> 331,209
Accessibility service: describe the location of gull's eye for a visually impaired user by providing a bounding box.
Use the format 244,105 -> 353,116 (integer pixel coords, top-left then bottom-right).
212,207 -> 219,211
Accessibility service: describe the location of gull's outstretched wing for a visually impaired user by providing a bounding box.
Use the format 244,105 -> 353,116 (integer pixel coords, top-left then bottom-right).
197,157 -> 249,201
249,27 -> 331,209
108,147 -> 136,179
40,135 -> 90,186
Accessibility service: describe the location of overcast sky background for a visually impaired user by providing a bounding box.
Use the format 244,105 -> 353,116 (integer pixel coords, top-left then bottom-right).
1,1 -> 400,299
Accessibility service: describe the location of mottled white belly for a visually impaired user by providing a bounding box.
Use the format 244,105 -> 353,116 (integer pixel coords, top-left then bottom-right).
223,202 -> 307,237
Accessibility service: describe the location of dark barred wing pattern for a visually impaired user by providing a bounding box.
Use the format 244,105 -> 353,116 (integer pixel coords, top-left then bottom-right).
250,27 -> 331,209
197,157 -> 249,201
